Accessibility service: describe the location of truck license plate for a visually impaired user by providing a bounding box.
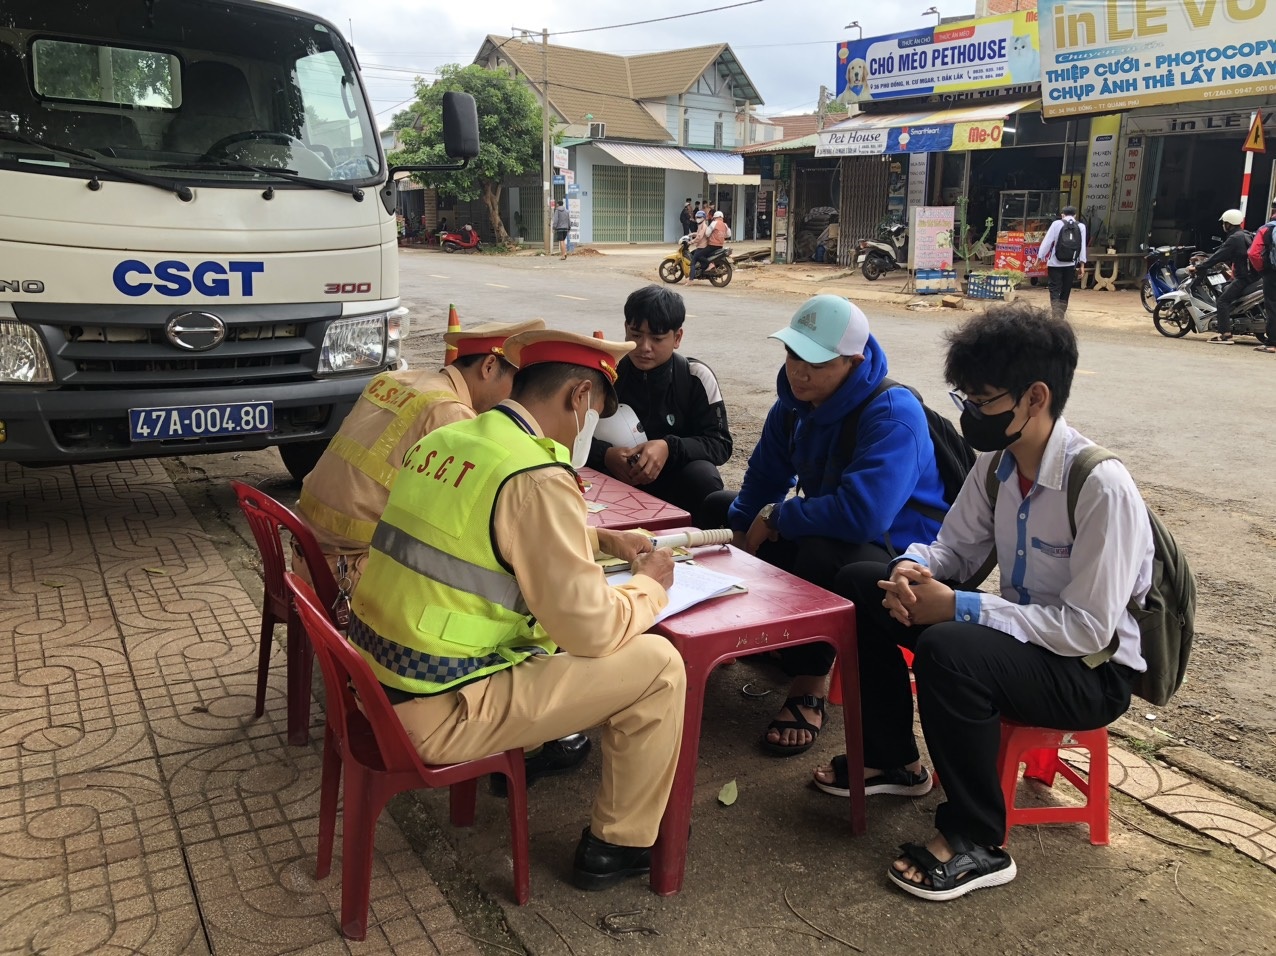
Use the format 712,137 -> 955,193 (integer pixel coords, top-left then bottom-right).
128,402 -> 274,441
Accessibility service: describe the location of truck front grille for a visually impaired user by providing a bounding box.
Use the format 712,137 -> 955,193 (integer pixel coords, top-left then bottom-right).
43,318 -> 321,386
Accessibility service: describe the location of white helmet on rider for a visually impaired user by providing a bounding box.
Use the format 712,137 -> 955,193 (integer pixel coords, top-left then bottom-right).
713,211 -> 724,219
1219,209 -> 1245,227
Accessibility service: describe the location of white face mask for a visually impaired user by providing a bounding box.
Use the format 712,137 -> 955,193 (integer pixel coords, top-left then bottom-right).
571,406 -> 600,469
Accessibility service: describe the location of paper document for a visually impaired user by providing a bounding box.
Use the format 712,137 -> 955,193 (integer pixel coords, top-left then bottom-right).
593,403 -> 646,447
610,562 -> 746,622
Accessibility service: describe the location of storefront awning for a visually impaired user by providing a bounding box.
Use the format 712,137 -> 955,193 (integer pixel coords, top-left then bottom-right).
681,149 -> 744,175
706,173 -> 761,185
816,99 -> 1037,157
592,142 -> 704,172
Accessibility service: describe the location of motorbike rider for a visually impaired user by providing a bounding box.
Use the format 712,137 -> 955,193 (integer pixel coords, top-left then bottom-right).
1188,209 -> 1255,343
689,209 -> 710,280
702,210 -> 729,273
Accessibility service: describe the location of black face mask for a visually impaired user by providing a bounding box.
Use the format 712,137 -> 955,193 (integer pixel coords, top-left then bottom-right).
960,405 -> 1024,453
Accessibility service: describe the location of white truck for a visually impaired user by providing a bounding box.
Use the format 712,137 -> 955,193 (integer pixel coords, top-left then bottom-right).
0,0 -> 477,479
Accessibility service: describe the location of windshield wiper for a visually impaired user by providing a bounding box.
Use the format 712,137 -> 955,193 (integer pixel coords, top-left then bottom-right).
160,157 -> 366,201
0,130 -> 195,201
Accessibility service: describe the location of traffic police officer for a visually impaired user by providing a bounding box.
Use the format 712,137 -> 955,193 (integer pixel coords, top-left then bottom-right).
349,329 -> 687,890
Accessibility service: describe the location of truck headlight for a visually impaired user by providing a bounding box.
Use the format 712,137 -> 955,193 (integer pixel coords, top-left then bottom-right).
0,321 -> 54,384
319,313 -> 392,374
386,307 -> 408,366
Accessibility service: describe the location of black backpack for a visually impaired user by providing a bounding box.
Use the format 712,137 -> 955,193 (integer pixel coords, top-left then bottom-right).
971,445 -> 1195,706
1055,219 -> 1083,264
786,377 -> 975,527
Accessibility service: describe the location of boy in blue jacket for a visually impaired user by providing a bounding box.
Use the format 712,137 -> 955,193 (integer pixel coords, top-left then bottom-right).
703,294 -> 947,755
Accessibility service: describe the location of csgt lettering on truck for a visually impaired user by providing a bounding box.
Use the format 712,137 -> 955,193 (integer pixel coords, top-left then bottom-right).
112,260 -> 266,297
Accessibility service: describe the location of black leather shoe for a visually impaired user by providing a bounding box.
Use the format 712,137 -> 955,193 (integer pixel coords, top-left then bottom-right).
489,733 -> 592,797
571,827 -> 652,890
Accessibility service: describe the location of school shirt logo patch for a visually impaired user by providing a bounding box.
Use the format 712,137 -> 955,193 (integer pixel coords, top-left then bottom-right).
1031,537 -> 1071,559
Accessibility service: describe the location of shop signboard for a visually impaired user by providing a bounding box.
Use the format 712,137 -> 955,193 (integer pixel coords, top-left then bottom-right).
834,10 -> 1040,104
1117,139 -> 1143,212
1038,0 -> 1276,118
907,153 -> 929,210
818,119 -> 1006,156
909,205 -> 956,271
553,145 -> 569,171
566,184 -> 581,245
1082,113 -> 1121,234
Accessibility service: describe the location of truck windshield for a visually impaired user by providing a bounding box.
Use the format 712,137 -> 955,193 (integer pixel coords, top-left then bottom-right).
0,0 -> 381,187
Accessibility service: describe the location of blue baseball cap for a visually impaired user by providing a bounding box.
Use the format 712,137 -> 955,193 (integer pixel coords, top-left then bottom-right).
695,210 -> 706,219
769,295 -> 870,364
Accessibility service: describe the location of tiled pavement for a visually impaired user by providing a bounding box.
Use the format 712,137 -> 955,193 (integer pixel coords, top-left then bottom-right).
0,459 -> 479,955
2,458 -> 1275,955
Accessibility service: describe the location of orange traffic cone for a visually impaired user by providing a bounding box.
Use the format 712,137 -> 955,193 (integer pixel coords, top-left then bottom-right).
444,304 -> 461,365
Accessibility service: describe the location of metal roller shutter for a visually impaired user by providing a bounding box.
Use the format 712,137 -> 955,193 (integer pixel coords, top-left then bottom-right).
592,164 -> 666,243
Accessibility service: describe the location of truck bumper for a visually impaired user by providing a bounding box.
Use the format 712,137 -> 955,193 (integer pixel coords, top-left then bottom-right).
0,375 -> 373,466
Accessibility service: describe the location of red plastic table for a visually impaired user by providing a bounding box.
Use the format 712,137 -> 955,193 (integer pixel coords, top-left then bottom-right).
579,467 -> 692,532
648,539 -> 863,896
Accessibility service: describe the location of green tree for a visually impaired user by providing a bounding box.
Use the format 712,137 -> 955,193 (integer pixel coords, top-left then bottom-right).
389,63 -> 541,244
34,40 -> 172,106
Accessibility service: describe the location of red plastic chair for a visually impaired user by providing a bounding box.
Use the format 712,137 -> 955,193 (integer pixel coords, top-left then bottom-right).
998,720 -> 1110,846
231,481 -> 340,746
285,573 -> 530,939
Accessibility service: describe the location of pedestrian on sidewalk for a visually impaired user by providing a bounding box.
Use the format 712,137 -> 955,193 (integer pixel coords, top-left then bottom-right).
552,200 -> 571,260
679,198 -> 695,236
812,301 -> 1152,902
1036,206 -> 1087,319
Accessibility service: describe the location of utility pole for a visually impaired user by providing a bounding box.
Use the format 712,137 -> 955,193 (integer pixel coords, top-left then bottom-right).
817,85 -> 829,131
514,27 -> 552,254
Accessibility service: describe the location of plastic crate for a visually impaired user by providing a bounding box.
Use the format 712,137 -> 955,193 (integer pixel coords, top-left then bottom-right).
966,272 -> 1014,300
915,268 -> 958,295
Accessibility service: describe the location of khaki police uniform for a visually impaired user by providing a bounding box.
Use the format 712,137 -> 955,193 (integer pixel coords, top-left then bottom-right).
292,319 -> 542,593
352,333 -> 686,847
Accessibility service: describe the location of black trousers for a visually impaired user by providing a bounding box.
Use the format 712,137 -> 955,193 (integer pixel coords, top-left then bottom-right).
699,490 -> 889,678
838,561 -> 1134,847
1047,265 -> 1076,313
690,248 -> 711,278
1214,276 -> 1248,334
627,459 -> 724,530
1265,272 -> 1276,342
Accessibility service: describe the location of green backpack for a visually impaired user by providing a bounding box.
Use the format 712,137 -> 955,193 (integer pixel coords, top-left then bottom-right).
972,445 -> 1195,706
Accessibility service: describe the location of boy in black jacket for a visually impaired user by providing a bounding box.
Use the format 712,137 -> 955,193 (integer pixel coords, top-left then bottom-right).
588,285 -> 733,526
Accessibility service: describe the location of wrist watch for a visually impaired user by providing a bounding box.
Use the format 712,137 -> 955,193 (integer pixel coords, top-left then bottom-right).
758,502 -> 780,531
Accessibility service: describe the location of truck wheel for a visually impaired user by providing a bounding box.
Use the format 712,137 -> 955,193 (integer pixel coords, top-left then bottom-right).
279,440 -> 328,482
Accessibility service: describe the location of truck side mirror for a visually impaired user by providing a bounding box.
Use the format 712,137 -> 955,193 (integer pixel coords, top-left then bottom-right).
442,92 -> 480,160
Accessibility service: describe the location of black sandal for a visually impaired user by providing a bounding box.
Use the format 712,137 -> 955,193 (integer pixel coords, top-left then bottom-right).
812,754 -> 934,798
887,834 -> 1016,902
761,694 -> 825,757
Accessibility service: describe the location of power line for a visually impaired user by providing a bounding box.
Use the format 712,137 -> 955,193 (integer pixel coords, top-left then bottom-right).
549,1 -> 766,38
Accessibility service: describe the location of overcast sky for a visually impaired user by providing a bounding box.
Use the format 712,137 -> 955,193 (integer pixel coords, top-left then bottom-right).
282,0 -> 979,128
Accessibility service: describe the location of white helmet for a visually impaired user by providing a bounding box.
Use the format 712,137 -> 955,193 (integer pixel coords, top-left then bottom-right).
1219,209 -> 1245,226
713,211 -> 724,219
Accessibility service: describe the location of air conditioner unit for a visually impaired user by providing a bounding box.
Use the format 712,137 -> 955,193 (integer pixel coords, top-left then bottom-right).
588,122 -> 606,139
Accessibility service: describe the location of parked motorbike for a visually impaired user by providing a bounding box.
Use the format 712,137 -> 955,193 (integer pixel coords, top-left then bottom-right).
658,235 -> 734,287
856,222 -> 908,280
440,226 -> 481,253
1153,262 -> 1267,342
1140,244 -> 1198,313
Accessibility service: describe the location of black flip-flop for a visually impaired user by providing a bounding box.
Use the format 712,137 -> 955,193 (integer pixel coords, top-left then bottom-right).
761,694 -> 825,757
812,754 -> 934,798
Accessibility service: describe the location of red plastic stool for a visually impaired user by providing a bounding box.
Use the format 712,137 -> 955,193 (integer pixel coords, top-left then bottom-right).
828,646 -> 913,706
998,720 -> 1110,846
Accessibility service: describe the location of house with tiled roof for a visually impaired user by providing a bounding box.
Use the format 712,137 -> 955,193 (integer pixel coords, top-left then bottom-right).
472,36 -> 779,244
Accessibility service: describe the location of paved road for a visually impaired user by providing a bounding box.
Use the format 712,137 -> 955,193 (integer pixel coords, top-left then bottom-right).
396,248 -> 1276,779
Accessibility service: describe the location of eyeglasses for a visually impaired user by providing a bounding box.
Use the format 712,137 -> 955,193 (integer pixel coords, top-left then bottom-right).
949,389 -> 1012,416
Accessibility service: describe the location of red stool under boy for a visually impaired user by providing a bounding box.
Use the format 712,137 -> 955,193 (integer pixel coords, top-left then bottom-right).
998,720 -> 1110,846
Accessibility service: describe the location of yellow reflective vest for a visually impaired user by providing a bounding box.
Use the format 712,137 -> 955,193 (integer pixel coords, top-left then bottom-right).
348,408 -> 572,695
298,368 -> 467,551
